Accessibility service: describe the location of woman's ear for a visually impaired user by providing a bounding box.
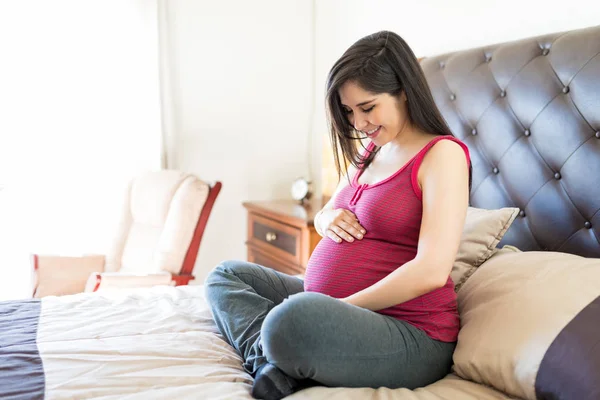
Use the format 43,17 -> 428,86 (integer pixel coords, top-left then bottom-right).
400,91 -> 407,102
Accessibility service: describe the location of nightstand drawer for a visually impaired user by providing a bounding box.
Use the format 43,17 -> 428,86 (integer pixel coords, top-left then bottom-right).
247,246 -> 303,275
243,199 -> 323,275
248,214 -> 301,265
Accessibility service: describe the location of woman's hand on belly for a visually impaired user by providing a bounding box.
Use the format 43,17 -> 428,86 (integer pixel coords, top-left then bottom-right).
317,208 -> 366,243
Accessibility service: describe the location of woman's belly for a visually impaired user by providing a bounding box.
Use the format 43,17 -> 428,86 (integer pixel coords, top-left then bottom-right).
303,237 -> 416,298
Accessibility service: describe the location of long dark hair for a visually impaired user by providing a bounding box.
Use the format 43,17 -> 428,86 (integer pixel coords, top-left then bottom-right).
326,30 -> 471,191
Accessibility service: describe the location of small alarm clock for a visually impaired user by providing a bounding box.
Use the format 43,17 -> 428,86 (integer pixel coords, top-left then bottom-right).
291,177 -> 313,204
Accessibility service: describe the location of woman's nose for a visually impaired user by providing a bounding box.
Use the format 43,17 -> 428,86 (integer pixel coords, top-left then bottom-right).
353,114 -> 367,131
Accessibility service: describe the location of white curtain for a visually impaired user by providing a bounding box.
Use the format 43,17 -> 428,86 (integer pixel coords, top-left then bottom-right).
0,1 -> 163,300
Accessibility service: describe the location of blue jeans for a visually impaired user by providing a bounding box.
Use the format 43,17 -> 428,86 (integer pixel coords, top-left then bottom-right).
204,260 -> 455,389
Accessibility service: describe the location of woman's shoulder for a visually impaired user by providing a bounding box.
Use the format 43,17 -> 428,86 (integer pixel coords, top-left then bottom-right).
412,134 -> 471,199
425,133 -> 466,147
420,135 -> 470,165
413,134 -> 471,182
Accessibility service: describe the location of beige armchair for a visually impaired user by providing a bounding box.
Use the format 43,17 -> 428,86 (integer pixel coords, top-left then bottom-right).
31,170 -> 222,297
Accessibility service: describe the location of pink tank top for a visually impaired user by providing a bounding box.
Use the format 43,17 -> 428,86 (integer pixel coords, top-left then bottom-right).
304,135 -> 471,342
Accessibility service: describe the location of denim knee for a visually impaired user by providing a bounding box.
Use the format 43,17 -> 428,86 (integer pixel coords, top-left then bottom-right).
261,292 -> 329,365
204,259 -> 245,303
206,259 -> 254,282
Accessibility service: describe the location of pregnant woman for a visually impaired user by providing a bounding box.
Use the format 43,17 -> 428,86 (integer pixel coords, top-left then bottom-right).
205,30 -> 472,400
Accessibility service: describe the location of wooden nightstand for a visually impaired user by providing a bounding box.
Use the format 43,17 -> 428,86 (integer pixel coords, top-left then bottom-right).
242,198 -> 324,275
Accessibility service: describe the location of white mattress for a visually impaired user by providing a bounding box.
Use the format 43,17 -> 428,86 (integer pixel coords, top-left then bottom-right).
36,285 -> 515,400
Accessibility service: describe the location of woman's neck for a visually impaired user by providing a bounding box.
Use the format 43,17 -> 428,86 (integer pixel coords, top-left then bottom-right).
384,122 -> 431,154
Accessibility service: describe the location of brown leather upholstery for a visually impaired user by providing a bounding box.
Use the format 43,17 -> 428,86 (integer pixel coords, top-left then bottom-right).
421,25 -> 600,257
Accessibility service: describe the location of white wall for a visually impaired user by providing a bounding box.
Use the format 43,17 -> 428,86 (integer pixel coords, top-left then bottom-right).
161,0 -> 314,282
313,0 -> 600,193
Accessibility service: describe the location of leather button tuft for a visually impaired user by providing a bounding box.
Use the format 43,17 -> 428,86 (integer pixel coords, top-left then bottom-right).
486,55 -> 492,63
440,61 -> 445,69
562,86 -> 570,94
584,221 -> 592,229
524,129 -> 531,137
493,167 -> 499,174
554,172 -> 561,180
542,48 -> 550,56
595,131 -> 600,139
500,90 -> 506,97
471,128 -> 477,136
519,210 -> 526,218
450,94 -> 456,101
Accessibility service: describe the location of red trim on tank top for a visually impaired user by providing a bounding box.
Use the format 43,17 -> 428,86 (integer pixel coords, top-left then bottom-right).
353,141 -> 418,189
351,136 -> 471,201
353,136 -> 467,186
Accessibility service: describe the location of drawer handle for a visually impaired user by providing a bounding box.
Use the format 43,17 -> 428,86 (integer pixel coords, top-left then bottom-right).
265,232 -> 277,242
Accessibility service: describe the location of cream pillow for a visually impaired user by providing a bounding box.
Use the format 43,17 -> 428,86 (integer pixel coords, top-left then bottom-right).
34,255 -> 105,298
452,206 -> 519,292
453,250 -> 600,400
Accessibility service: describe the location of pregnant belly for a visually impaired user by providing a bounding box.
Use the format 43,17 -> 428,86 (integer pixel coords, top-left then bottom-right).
303,238 -> 416,298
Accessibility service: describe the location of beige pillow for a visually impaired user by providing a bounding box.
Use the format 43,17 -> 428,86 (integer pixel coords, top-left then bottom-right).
452,206 -> 519,292
453,250 -> 600,400
34,254 -> 105,298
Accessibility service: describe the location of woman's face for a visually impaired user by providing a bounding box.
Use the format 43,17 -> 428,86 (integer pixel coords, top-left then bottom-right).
338,80 -> 409,147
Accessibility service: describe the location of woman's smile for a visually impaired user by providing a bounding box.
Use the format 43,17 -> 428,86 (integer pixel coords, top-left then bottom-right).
363,126 -> 382,139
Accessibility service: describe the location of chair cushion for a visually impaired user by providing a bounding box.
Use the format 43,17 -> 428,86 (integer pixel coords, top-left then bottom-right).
107,171 -> 209,274
451,206 -> 519,292
34,255 -> 105,298
453,249 -> 600,400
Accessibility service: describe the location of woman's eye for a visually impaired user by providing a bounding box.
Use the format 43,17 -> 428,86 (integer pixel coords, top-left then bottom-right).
343,108 -> 353,115
362,106 -> 375,113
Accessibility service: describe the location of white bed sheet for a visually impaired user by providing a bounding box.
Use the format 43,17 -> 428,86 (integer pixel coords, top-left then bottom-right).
37,285 -> 514,400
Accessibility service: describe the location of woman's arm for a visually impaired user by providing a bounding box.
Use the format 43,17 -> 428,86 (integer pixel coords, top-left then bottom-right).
314,166 -> 366,243
341,140 -> 469,310
314,164 -> 358,237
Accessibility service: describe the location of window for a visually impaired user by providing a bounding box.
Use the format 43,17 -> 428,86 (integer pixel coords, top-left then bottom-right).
0,1 -> 162,300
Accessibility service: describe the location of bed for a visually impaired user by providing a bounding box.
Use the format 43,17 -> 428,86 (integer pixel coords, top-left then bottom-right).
2,285 -> 517,400
2,24 -> 599,400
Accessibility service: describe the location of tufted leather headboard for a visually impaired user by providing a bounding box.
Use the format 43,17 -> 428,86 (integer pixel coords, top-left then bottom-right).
420,25 -> 600,257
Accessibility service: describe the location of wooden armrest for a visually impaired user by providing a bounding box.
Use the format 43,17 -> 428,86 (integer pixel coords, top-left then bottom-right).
32,254 -> 106,298
171,274 -> 195,286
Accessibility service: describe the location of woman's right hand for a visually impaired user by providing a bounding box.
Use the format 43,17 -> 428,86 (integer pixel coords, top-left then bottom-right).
318,208 -> 366,243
